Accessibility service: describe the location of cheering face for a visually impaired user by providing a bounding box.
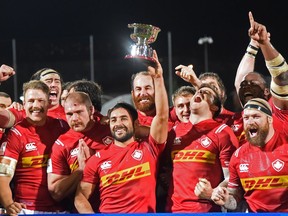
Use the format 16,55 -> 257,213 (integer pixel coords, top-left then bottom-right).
174,95 -> 192,123
132,74 -> 155,113
190,87 -> 216,112
65,101 -> 93,132
243,109 -> 269,147
24,89 -> 49,126
238,73 -> 266,106
40,73 -> 62,107
109,108 -> 134,143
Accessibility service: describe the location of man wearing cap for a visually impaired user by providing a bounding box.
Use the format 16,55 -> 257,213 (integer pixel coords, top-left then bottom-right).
212,98 -> 288,212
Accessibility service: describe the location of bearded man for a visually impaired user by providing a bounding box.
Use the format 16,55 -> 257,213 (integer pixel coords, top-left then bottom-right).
131,71 -> 157,126
211,98 -> 288,212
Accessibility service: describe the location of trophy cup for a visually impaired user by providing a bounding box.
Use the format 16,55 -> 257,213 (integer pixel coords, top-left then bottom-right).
125,23 -> 161,65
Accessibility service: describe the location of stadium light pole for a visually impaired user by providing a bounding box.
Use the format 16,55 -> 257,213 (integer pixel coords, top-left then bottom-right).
198,36 -> 213,72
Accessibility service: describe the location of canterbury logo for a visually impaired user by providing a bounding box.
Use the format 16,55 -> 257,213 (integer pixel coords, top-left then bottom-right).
241,175 -> 288,191
100,162 -> 151,188
171,150 -> 216,164
22,154 -> 49,168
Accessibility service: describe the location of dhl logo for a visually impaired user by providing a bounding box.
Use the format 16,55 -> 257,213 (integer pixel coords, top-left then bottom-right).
171,150 -> 216,164
101,162 -> 151,187
241,175 -> 288,191
22,154 -> 49,168
70,160 -> 79,172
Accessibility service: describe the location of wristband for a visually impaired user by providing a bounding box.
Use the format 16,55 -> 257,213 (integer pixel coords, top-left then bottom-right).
245,43 -> 259,58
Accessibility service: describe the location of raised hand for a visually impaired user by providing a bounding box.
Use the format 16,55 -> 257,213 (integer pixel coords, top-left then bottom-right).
0,64 -> 15,82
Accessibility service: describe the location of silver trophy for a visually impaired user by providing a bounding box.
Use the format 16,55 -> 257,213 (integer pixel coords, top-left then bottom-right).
125,23 -> 161,65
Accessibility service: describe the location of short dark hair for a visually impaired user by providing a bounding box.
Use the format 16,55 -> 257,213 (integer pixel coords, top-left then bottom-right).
0,92 -> 11,98
199,72 -> 227,104
108,102 -> 138,123
30,68 -> 63,83
68,79 -> 102,112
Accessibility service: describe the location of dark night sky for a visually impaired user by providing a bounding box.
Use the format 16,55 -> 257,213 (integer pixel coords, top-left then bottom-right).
0,0 -> 287,109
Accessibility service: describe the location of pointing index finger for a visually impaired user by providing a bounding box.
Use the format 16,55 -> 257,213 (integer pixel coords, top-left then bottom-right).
249,11 -> 254,28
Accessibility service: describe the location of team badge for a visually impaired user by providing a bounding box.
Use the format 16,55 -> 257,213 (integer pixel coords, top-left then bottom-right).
231,124 -> 240,132
200,137 -> 212,148
100,161 -> 112,171
132,150 -> 143,161
102,136 -> 113,145
173,137 -> 181,145
272,159 -> 284,172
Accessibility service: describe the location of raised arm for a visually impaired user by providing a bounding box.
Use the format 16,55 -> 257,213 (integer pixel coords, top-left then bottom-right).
148,50 -> 169,144
249,11 -> 288,109
234,39 -> 259,94
0,64 -> 15,83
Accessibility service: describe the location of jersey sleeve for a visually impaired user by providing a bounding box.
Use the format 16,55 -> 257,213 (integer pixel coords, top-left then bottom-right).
0,127 -> 23,160
48,138 -> 71,175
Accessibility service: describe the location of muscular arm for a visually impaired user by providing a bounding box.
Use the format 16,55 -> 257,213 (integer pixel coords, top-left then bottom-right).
74,181 -> 95,213
149,50 -> 169,144
0,165 -> 26,214
249,11 -> 288,109
0,176 -> 14,209
0,109 -> 16,128
48,170 -> 83,201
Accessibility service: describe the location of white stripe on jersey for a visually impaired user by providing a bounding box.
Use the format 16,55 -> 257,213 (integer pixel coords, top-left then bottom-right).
215,124 -> 227,134
10,127 -> 22,136
55,139 -> 64,147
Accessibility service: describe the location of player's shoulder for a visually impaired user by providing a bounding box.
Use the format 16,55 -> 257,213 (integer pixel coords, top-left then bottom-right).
54,129 -> 82,148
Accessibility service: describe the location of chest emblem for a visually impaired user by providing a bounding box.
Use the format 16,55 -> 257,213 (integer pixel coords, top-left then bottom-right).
132,150 -> 143,161
272,159 -> 284,172
200,137 -> 212,148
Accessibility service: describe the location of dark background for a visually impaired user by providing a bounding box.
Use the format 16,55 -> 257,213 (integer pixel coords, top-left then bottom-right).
0,0 -> 287,111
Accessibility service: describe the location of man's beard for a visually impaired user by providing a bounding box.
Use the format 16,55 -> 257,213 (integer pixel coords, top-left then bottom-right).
133,95 -> 155,112
111,126 -> 134,142
245,123 -> 269,148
